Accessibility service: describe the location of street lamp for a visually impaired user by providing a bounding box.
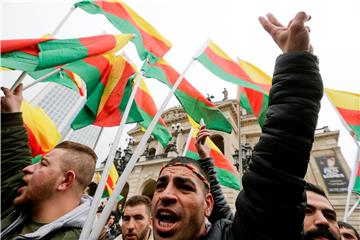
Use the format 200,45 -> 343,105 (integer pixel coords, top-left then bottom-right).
232,143 -> 252,174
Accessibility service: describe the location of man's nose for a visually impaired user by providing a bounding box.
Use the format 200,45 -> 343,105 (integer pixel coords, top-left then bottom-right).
128,218 -> 135,230
314,211 -> 330,228
22,163 -> 37,174
158,184 -> 177,205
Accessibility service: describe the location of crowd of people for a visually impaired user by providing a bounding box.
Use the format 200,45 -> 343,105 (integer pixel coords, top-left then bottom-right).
1,11 -> 358,240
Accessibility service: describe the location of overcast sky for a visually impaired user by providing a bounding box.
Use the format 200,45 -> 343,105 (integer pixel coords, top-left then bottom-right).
2,0 -> 359,169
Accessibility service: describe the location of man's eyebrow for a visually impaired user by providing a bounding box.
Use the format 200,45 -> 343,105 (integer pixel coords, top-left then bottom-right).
157,175 -> 169,182
173,176 -> 196,187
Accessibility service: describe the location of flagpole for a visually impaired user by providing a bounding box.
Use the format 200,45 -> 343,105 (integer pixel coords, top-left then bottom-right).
88,51 -> 200,239
236,86 -> 243,181
80,70 -> 143,240
93,127 -> 104,150
344,142 -> 360,222
23,68 -> 62,90
10,6 -> 75,91
347,196 -> 360,218
182,127 -> 194,156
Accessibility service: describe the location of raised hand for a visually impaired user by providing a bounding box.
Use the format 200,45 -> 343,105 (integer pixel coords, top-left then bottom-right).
1,84 -> 23,113
195,125 -> 211,159
258,11 -> 313,53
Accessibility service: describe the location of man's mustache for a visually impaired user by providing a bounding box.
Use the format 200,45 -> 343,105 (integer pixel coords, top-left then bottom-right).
304,226 -> 338,240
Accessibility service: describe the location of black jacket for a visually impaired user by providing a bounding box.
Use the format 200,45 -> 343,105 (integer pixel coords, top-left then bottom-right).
199,52 -> 323,240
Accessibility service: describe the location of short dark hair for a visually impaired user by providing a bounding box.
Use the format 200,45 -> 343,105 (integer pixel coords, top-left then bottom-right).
338,221 -> 360,240
160,156 -> 210,192
55,141 -> 97,190
305,182 -> 326,197
124,195 -> 152,216
86,182 -> 98,197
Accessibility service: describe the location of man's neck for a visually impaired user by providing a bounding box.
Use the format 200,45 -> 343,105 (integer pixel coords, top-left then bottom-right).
30,195 -> 81,223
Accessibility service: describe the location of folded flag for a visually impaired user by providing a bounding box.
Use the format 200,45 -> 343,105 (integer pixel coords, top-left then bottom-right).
141,58 -> 232,133
21,100 -> 61,157
71,55 -> 143,130
354,163 -> 360,195
185,116 -> 240,190
75,0 -> 172,63
237,59 -> 272,127
325,88 -> 360,141
135,77 -> 172,147
1,34 -> 133,71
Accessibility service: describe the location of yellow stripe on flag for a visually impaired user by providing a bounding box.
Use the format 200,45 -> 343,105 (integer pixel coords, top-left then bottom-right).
112,34 -> 134,53
21,101 -> 61,152
97,56 -> 126,114
208,41 -> 233,62
238,60 -> 272,88
325,88 -> 360,111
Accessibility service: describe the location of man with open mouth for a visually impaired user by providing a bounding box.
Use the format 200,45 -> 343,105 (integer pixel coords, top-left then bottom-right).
152,11 -> 325,240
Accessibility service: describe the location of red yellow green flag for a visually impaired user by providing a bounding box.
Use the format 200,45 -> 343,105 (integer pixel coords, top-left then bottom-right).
195,40 -> 266,93
185,116 -> 240,190
237,59 -> 272,127
135,77 -> 172,147
96,163 -> 119,197
141,58 -> 232,133
71,55 -> 143,130
354,163 -> 360,195
21,100 -> 61,157
325,88 -> 360,141
75,0 -> 172,63
1,34 -> 132,71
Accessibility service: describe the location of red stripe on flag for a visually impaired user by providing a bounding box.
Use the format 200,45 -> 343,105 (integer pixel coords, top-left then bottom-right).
96,1 -> 170,56
24,124 -> 46,157
157,62 -> 215,108
337,107 -> 360,125
205,47 -> 253,82
210,149 -> 237,174
244,88 -> 266,117
79,35 -> 116,55
135,85 -> 167,126
1,38 -> 49,53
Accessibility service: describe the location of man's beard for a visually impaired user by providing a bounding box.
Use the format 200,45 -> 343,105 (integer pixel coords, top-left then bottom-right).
304,226 -> 338,240
125,226 -> 150,240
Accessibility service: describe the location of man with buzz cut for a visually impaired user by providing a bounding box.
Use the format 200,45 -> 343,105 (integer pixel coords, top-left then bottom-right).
151,11 -> 324,240
1,84 -> 97,239
115,195 -> 153,240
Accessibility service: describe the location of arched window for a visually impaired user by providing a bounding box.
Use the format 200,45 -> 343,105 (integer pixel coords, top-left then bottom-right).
141,179 -> 157,200
210,135 -> 225,154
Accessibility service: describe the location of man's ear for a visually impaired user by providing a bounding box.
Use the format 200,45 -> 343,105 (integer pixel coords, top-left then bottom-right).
57,170 -> 76,191
204,193 -> 214,217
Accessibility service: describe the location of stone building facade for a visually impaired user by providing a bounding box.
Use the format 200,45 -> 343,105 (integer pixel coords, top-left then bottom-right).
104,99 -> 359,229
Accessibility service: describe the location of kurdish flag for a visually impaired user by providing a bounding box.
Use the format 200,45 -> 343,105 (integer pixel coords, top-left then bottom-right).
21,100 -> 61,157
185,116 -> 240,190
1,34 -> 132,71
325,88 -> 360,141
71,55 -> 143,130
29,67 -> 85,96
135,77 -> 172,147
96,163 -> 119,197
75,0 -> 172,63
195,40 -> 266,93
141,58 -> 232,133
237,59 -> 272,127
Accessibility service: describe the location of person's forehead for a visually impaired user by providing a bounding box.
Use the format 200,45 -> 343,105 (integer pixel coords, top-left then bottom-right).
306,191 -> 333,210
45,148 -> 66,162
340,227 -> 357,236
159,165 -> 199,180
124,204 -> 148,216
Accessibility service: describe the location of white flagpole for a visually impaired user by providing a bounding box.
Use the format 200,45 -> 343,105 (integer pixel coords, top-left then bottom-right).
10,6 -> 75,91
344,142 -> 360,222
347,196 -> 360,218
88,40 -> 209,238
23,68 -> 62,90
80,69 -> 142,240
182,127 -> 194,156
